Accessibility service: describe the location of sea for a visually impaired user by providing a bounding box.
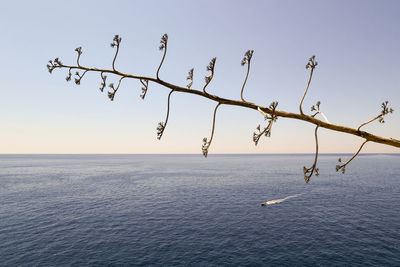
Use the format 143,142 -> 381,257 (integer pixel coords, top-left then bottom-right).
0,154 -> 399,266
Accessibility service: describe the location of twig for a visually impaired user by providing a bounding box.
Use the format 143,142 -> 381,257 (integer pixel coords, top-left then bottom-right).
157,90 -> 174,140
74,70 -> 88,85
299,56 -> 318,115
303,125 -> 320,183
203,57 -> 216,94
107,76 -> 125,101
336,140 -> 368,174
75,47 -> 82,67
110,35 -> 122,71
202,103 -> 222,157
311,101 -> 330,123
357,101 -> 394,131
157,34 -> 168,80
240,50 -> 254,102
99,72 -> 107,92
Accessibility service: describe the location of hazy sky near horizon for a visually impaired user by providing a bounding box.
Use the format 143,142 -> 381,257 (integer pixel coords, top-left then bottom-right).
1,0 -> 399,154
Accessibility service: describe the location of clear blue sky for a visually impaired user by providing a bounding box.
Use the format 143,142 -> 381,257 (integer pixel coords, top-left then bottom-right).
1,0 -> 399,153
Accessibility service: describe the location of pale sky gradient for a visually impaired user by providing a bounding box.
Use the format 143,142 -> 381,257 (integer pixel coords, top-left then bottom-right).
1,0 -> 399,154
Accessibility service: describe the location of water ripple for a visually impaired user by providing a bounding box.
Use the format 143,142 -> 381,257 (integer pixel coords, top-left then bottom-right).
0,154 -> 399,265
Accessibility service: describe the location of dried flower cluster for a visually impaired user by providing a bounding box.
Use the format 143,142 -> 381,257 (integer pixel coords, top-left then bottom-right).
336,158 -> 346,174
140,79 -> 149,99
379,101 -> 394,123
306,55 -> 318,70
241,50 -> 254,66
202,137 -> 210,157
46,58 -> 62,73
110,35 -> 121,48
157,122 -> 165,140
99,72 -> 107,92
159,34 -> 168,51
186,68 -> 194,89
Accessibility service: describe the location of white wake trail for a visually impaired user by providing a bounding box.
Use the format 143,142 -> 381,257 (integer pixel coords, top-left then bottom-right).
261,193 -> 303,206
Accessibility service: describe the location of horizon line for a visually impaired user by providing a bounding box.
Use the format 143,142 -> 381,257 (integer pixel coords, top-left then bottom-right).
1,153 -> 399,155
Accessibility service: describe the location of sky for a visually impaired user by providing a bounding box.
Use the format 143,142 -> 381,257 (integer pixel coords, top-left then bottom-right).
1,0 -> 399,154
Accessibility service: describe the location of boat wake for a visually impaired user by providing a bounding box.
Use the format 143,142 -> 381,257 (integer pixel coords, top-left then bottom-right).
261,193 -> 303,206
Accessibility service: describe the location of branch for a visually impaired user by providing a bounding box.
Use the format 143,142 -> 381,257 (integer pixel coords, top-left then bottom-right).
336,140 -> 368,174
202,103 -> 221,157
47,60 -> 400,148
47,34 -> 400,182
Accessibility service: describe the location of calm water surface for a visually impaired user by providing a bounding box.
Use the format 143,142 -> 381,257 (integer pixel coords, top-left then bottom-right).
0,154 -> 399,266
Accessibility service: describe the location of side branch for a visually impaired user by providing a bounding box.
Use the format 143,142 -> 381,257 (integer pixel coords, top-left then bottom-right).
336,140 -> 368,173
157,90 -> 174,140
157,34 -> 168,80
110,35 -> 122,71
75,47 -> 82,67
299,56 -> 318,115
108,76 -> 125,101
203,57 -> 216,94
202,103 -> 222,157
303,125 -> 320,183
240,50 -> 254,102
357,101 -> 393,131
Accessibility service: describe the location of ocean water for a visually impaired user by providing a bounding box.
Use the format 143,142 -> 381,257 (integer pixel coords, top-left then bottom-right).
0,154 -> 399,266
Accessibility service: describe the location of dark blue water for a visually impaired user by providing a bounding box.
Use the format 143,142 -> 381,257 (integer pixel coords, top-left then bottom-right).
0,154 -> 399,266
